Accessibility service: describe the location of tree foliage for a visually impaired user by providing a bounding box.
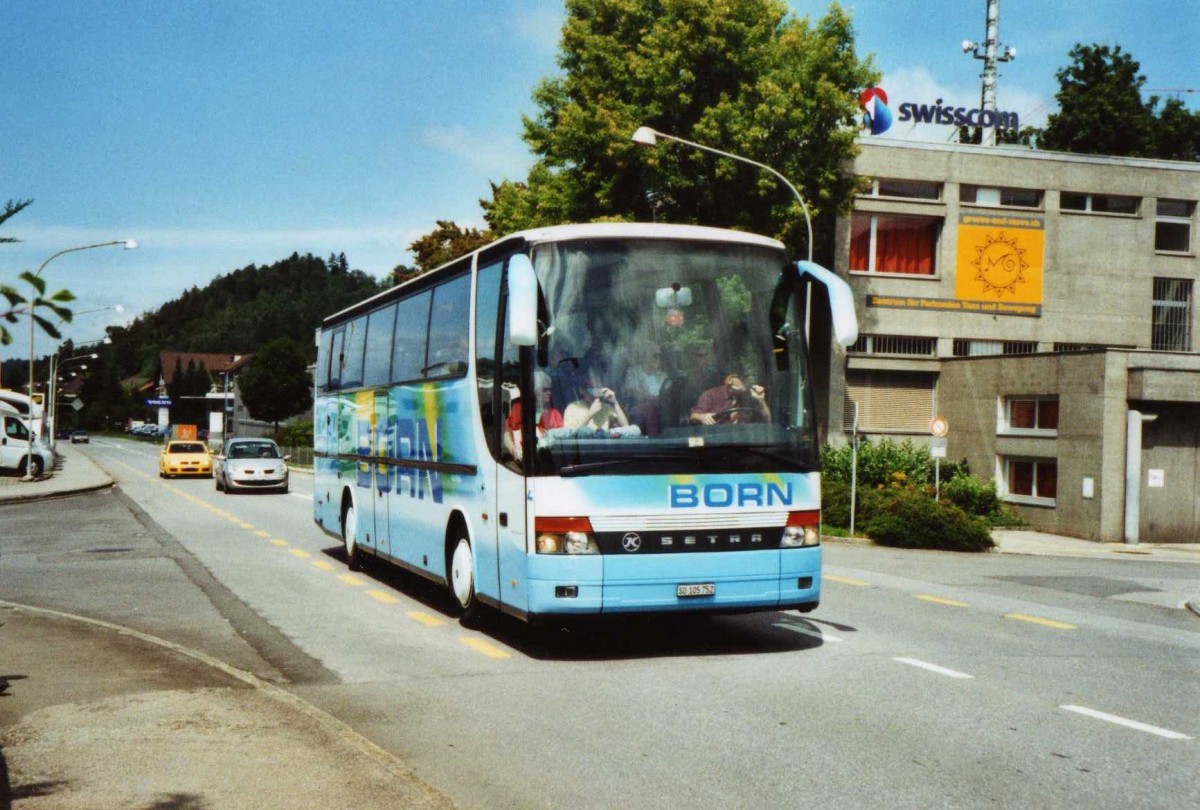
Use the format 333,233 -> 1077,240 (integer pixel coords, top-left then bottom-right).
1034,44 -> 1200,160
236,336 -> 313,437
481,0 -> 876,264
407,220 -> 493,275
2,198 -> 78,347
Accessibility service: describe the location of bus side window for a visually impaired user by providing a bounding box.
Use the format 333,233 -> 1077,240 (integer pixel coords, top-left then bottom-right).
328,328 -> 345,390
475,260 -> 504,459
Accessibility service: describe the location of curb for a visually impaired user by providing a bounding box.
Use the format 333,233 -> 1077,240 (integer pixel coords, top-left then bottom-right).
0,599 -> 450,806
0,478 -> 114,506
1187,599 -> 1200,618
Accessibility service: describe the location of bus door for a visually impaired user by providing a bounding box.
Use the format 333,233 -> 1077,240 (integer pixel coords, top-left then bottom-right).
371,389 -> 392,557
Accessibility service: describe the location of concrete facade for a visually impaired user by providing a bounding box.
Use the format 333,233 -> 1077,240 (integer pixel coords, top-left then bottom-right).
828,140 -> 1200,543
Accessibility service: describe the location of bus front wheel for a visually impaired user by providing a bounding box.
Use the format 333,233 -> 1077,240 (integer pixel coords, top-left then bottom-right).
342,500 -> 362,571
449,534 -> 481,626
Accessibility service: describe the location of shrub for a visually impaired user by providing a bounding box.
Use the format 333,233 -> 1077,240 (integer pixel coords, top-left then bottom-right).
863,490 -> 994,552
278,419 -> 314,448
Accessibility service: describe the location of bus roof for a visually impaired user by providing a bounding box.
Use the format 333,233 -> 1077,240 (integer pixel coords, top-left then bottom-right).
322,223 -> 785,328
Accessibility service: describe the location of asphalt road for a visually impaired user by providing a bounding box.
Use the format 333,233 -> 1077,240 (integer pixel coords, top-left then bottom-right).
4,436 -> 1198,808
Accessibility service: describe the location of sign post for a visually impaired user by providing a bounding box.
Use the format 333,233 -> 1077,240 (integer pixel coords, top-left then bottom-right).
930,416 -> 949,501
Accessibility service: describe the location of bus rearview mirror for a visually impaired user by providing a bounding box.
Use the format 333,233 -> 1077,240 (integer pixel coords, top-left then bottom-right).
655,286 -> 692,308
507,254 -> 538,346
796,261 -> 859,348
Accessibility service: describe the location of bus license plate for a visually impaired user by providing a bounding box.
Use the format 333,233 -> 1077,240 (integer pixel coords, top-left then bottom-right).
677,583 -> 715,598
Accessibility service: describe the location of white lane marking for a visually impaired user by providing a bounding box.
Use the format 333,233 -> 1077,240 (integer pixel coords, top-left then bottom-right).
774,622 -> 844,643
1060,705 -> 1192,740
892,657 -> 973,679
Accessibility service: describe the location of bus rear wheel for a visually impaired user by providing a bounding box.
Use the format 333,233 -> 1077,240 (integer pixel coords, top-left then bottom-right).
343,501 -> 362,571
449,534 -> 481,626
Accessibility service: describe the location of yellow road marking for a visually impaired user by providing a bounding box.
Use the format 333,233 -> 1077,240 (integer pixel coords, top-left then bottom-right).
239,522 -> 254,530
311,561 -> 336,571
271,539 -> 288,547
255,530 -> 271,538
916,594 -> 969,607
1005,613 -> 1077,630
288,549 -> 311,559
459,637 -> 511,659
367,589 -> 400,604
825,574 -> 869,587
407,611 -> 444,627
338,574 -> 365,587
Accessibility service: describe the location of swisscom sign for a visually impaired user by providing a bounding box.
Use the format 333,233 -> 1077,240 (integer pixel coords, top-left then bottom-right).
859,86 -> 1019,135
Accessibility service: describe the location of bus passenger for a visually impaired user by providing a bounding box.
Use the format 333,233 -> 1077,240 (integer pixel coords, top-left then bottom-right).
563,378 -> 630,432
504,372 -> 563,463
689,372 -> 771,425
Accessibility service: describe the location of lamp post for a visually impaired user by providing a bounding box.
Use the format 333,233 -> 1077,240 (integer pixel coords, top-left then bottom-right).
632,125 -> 818,343
22,240 -> 137,480
631,126 -> 814,263
45,305 -> 123,448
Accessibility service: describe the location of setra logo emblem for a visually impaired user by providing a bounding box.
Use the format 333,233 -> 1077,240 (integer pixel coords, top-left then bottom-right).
621,532 -> 642,553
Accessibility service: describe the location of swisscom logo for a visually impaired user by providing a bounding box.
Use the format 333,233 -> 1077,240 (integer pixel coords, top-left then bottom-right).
859,86 -> 892,135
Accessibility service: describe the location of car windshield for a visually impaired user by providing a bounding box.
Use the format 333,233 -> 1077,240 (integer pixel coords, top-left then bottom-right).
228,442 -> 281,459
170,443 -> 206,454
518,237 -> 817,476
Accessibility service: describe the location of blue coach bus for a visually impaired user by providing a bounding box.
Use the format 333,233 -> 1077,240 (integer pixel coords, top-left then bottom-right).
313,223 -> 857,624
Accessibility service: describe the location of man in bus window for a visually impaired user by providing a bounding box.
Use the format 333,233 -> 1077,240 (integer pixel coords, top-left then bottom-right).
504,371 -> 563,463
563,376 -> 631,433
689,372 -> 771,425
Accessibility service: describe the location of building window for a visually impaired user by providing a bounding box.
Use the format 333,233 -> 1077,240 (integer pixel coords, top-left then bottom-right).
952,339 -> 1038,357
848,334 -> 937,357
1155,199 -> 1194,253
1002,458 -> 1057,505
1001,397 -> 1059,433
844,370 -> 936,432
861,178 -> 942,200
849,213 -> 940,275
960,185 -> 1042,208
1151,278 -> 1193,351
1060,191 -> 1139,215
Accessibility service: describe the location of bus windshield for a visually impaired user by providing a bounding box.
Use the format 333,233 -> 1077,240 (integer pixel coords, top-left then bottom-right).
526,237 -> 817,476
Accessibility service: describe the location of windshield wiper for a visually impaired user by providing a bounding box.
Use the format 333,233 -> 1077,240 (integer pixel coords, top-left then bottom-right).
557,452 -> 701,477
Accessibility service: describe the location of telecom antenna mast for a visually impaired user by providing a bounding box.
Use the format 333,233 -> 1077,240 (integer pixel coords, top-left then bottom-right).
962,0 -> 1017,146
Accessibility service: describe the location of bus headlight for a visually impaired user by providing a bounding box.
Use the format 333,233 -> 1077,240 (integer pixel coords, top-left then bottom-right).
782,510 -> 821,547
535,517 -> 600,554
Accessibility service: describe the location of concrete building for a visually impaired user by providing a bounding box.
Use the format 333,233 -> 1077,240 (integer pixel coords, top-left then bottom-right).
828,139 -> 1199,543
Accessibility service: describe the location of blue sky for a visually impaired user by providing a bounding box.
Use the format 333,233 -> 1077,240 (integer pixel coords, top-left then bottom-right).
3,0 -> 1196,361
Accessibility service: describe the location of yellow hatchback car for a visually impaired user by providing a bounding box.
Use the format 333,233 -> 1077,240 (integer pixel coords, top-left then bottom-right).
159,440 -> 213,478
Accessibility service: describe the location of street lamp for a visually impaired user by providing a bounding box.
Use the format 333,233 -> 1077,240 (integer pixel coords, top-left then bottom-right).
631,126 -> 814,262
48,352 -> 97,448
23,241 -> 137,480
44,304 -> 124,447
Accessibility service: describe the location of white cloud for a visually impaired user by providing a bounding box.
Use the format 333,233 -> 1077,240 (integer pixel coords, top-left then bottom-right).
422,124 -> 534,181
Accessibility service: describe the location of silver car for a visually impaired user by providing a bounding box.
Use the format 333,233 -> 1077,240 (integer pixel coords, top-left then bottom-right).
214,438 -> 289,494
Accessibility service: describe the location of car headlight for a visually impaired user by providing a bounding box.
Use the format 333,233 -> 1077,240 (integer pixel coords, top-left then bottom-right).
535,517 -> 600,554
781,510 -> 821,547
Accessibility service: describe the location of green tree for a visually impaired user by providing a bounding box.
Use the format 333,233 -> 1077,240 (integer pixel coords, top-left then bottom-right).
1038,44 -> 1157,157
2,199 -> 77,347
236,337 -> 313,439
483,0 -> 877,263
407,220 -> 494,275
1152,96 -> 1200,162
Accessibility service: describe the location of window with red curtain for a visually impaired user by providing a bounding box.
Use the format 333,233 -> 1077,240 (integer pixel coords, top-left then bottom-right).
849,213 -> 938,275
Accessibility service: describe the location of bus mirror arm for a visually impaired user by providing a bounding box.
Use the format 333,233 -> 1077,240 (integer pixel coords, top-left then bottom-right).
507,254 -> 539,347
796,261 -> 859,348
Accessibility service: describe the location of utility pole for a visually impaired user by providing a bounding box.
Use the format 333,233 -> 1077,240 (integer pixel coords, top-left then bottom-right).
962,0 -> 1017,146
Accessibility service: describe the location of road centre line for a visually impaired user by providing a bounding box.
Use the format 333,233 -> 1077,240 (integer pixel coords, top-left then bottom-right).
270,539 -> 288,547
311,561 -> 336,571
407,611 -> 445,627
367,590 -> 401,604
459,637 -> 511,659
1061,705 -> 1192,740
338,574 -> 365,587
893,657 -> 973,679
288,548 -> 311,559
1005,613 -> 1077,630
916,594 -> 969,607
255,529 -> 271,538
825,574 -> 869,587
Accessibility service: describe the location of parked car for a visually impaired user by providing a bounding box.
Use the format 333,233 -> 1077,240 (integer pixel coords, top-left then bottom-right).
0,405 -> 53,477
70,429 -> 90,444
158,440 -> 212,478
214,438 -> 289,494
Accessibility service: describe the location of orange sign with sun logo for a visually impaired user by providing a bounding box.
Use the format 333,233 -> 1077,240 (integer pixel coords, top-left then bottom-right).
954,213 -> 1044,306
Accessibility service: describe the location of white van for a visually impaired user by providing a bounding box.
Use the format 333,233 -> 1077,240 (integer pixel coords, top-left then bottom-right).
0,401 -> 53,477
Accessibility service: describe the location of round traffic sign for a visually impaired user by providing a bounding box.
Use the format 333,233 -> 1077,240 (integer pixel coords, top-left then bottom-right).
930,416 -> 949,438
